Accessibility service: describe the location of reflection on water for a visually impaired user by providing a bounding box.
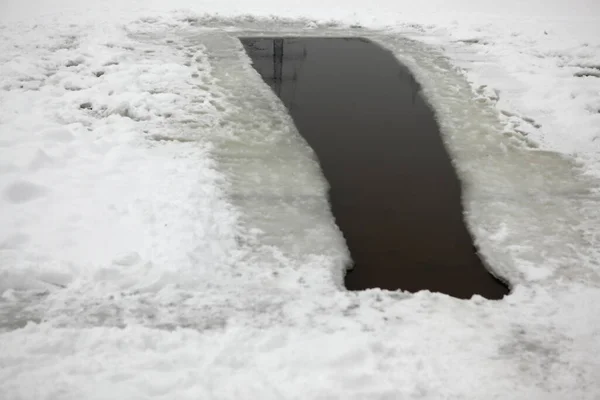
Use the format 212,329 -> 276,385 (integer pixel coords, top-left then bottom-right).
241,37 -> 509,299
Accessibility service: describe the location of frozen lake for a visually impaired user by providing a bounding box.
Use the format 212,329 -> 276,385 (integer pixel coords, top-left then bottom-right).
1,12 -> 599,398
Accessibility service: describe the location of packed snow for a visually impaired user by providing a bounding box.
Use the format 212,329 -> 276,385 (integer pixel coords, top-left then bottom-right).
1,1 -> 600,399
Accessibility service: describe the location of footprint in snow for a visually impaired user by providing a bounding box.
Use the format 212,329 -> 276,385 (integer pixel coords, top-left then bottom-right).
41,127 -> 75,142
3,180 -> 48,204
28,149 -> 54,171
112,252 -> 142,267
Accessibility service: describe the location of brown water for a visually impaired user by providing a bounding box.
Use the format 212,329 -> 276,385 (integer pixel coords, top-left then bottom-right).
241,37 -> 509,299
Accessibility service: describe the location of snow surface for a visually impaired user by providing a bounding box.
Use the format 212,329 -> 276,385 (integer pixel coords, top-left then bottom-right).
1,1 -> 600,399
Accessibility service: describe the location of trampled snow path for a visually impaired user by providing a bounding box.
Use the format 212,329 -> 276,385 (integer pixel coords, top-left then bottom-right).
1,7 -> 600,400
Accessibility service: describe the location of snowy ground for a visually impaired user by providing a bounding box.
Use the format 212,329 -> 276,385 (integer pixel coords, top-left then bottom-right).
1,1 -> 600,399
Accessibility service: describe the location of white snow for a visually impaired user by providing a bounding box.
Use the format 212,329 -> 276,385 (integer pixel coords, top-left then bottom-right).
1,0 -> 600,399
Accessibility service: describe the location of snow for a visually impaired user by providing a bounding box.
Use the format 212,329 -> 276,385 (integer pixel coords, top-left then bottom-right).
1,0 -> 600,399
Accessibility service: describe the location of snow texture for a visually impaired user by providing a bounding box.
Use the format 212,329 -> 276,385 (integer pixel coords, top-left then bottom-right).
1,1 -> 600,399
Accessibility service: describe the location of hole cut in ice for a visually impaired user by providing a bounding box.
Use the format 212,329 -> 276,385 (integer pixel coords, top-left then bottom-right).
241,37 -> 509,300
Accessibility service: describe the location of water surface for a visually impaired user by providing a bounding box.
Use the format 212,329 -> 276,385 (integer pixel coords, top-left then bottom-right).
241,37 -> 508,299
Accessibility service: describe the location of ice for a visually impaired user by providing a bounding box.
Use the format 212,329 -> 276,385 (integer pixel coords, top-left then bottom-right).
1,2 -> 600,399
196,33 -> 350,286
376,35 -> 600,286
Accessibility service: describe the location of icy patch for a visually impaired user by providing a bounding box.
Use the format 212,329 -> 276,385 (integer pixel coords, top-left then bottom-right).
196,32 -> 350,288
410,18 -> 600,175
375,34 -> 600,289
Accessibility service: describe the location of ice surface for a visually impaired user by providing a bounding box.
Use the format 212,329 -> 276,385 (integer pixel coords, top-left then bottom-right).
1,2 -> 600,399
197,33 -> 350,287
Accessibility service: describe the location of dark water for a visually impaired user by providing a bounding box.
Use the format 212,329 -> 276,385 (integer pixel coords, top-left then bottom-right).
241,37 -> 509,300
